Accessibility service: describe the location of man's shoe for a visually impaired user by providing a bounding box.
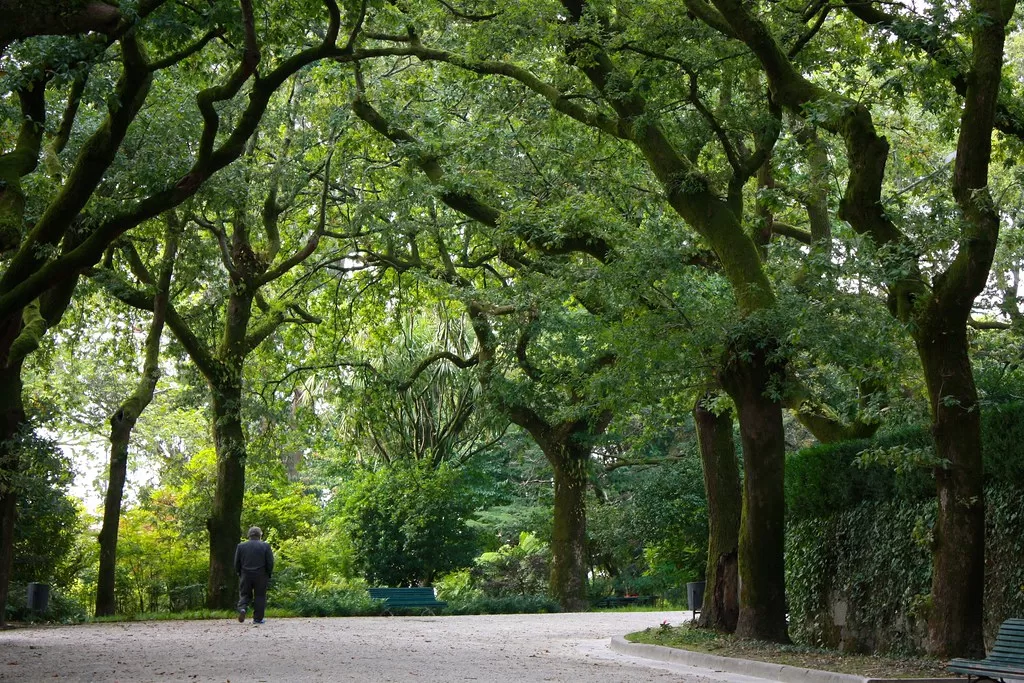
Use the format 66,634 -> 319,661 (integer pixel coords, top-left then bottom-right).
237,610 -> 245,623
253,619 -> 265,624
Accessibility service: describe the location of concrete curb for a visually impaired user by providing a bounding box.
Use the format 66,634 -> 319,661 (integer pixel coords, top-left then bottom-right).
609,636 -> 954,683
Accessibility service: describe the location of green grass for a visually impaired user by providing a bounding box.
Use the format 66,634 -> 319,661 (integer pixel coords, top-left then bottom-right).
626,623 -> 956,679
88,607 -> 296,623
590,604 -> 679,613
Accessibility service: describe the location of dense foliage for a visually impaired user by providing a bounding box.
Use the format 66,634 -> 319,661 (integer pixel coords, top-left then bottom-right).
785,404 -> 1024,651
787,487 -> 1024,652
787,403 -> 1024,518
3,0 -> 1023,656
337,462 -> 480,587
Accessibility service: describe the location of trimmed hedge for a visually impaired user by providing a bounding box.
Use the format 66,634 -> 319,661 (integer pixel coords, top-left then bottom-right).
786,402 -> 1024,520
786,427 -> 932,520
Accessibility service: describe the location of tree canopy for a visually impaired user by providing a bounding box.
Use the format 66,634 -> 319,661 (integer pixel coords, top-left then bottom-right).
3,0 -> 1022,656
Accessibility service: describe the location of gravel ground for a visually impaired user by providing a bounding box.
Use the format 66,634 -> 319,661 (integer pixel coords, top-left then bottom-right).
0,610 -> 758,682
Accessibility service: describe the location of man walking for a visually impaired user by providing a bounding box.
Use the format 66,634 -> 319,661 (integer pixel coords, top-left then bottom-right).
234,526 -> 274,624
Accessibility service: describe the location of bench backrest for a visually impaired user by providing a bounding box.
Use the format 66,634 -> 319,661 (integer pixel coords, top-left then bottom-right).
368,587 -> 440,604
989,618 -> 1024,666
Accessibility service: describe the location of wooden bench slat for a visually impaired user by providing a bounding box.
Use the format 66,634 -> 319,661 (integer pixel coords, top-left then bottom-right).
991,644 -> 1024,653
367,587 -> 447,613
999,640 -> 1024,648
947,618 -> 1024,681
593,595 -> 657,608
949,661 -> 1024,675
987,653 -> 1024,660
997,631 -> 1024,640
949,663 -> 1024,676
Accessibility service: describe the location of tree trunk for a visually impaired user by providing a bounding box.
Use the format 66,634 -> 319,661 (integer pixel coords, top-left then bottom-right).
719,345 -> 789,642
915,0 -> 1004,655
693,395 -> 740,632
95,388 -> 160,616
205,381 -> 247,609
0,321 -> 25,628
547,439 -> 590,612
0,280 -> 78,625
94,417 -> 130,617
95,220 -> 174,617
916,319 -> 985,657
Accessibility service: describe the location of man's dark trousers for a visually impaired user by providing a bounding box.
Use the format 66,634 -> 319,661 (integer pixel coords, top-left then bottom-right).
238,572 -> 268,621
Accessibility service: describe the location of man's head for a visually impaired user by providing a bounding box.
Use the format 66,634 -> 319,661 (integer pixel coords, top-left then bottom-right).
247,526 -> 262,540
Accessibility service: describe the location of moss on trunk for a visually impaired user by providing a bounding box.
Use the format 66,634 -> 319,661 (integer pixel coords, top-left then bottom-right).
719,345 -> 789,642
916,319 -> 986,657
549,442 -> 590,612
205,382 -> 248,610
694,396 -> 741,632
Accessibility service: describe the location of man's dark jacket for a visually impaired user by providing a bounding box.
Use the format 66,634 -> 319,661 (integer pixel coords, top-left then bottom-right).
234,539 -> 274,577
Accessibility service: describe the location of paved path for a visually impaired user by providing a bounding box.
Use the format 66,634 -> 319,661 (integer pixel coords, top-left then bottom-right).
0,611 -> 768,682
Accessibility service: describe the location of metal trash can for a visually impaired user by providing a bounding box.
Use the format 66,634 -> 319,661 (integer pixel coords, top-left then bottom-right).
27,582 -> 50,613
686,580 -> 705,614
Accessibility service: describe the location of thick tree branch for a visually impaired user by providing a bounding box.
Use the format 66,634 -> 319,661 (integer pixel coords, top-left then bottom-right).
394,351 -> 481,391
787,2 -> 830,58
1,33 -> 152,298
0,81 -> 47,252
969,318 -> 1011,330
0,0 -> 122,54
195,0 -> 261,168
50,71 -> 90,157
0,0 -> 346,320
436,0 -> 501,21
771,222 -> 812,244
842,0 -> 1024,142
257,151 -> 331,286
360,37 -> 626,138
707,0 -> 926,318
90,265 -> 219,373
352,92 -> 612,262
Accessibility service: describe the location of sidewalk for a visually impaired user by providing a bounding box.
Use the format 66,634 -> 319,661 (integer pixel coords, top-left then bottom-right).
610,625 -> 954,683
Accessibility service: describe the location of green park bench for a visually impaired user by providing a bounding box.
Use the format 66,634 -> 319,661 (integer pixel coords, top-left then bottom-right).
593,595 -> 657,608
948,618 -> 1024,683
368,587 -> 447,616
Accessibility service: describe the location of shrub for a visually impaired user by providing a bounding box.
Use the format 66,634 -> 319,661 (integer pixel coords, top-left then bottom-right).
784,403 -> 1024,651
785,426 -> 932,520
8,431 -> 84,588
445,595 -> 561,615
472,532 -> 550,597
338,462 -> 480,586
978,403 -> 1024,484
4,583 -> 88,624
287,584 -> 381,617
786,499 -> 933,652
273,529 -> 355,593
434,569 -> 482,603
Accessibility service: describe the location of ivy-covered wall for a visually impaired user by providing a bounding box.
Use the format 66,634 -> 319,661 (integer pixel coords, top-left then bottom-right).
784,404 -> 1024,653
